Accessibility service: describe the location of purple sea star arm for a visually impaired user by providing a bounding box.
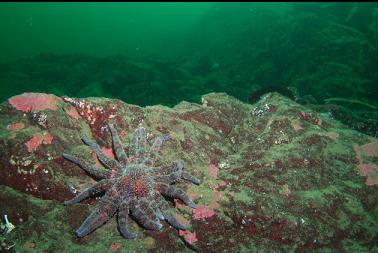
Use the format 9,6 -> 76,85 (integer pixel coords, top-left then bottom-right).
108,123 -> 128,166
75,191 -> 119,238
62,153 -> 111,179
148,195 -> 165,220
145,134 -> 171,165
150,134 -> 171,154
154,160 -> 201,185
154,160 -> 184,183
165,213 -> 187,230
64,179 -> 113,206
182,171 -> 201,185
129,127 -> 147,157
158,183 -> 197,209
81,135 -> 122,170
131,199 -> 163,231
154,194 -> 187,230
118,201 -> 137,239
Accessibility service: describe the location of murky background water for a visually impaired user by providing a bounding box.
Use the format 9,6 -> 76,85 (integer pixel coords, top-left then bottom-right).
0,2 -> 377,136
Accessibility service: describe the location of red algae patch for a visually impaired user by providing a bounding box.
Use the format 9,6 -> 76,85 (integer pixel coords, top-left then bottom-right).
362,142 -> 378,157
101,147 -> 115,159
64,105 -> 80,120
7,122 -> 25,132
208,164 -> 219,178
179,230 -> 198,245
353,143 -> 378,186
8,93 -> 59,112
110,242 -> 121,251
25,132 -> 54,152
358,164 -> 377,176
325,131 -> 339,140
291,122 -> 304,131
192,204 -> 216,220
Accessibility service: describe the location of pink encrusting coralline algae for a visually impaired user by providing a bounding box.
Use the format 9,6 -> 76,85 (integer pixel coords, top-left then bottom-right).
7,122 -> 25,132
192,204 -> 216,220
25,132 -> 54,152
179,230 -> 198,245
362,142 -> 378,157
325,131 -> 339,140
353,143 -> 378,186
358,164 -> 377,176
64,105 -> 80,120
208,164 -> 219,178
8,93 -> 59,112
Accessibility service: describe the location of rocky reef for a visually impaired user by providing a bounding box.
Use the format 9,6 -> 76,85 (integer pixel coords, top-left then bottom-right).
0,92 -> 377,252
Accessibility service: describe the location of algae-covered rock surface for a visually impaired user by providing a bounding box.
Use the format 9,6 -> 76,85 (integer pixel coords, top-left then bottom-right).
0,92 -> 377,252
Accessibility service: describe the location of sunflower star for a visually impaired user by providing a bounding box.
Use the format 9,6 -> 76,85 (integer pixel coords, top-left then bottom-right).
63,123 -> 200,239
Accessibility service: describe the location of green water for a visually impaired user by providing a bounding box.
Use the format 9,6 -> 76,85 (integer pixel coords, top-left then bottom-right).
0,2 -> 377,136
0,2 -> 210,60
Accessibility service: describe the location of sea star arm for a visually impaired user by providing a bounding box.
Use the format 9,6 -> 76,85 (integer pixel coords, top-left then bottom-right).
131,199 -> 163,231
63,153 -> 111,179
81,135 -> 122,170
165,213 -> 187,230
118,201 -> 137,239
158,183 -> 197,208
145,134 -> 171,165
75,191 -> 119,238
150,134 -> 171,154
129,127 -> 147,157
148,194 -> 165,220
154,160 -> 200,185
154,160 -> 184,183
108,123 -> 128,166
155,194 -> 187,230
64,179 -> 113,206
181,171 -> 201,185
